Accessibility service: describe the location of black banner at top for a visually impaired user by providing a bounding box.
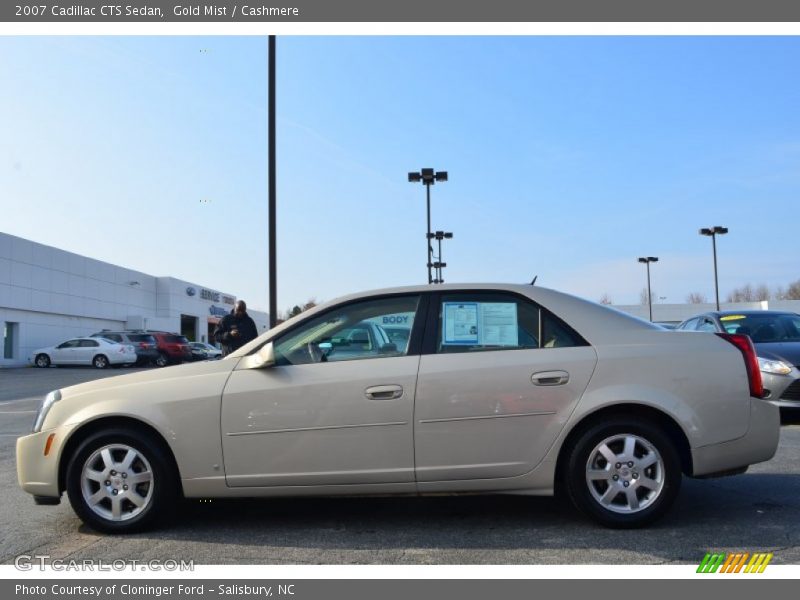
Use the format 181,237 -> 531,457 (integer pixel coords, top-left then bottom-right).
3,0 -> 800,23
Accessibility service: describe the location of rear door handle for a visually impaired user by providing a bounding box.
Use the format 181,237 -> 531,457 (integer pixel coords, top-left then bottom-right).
365,385 -> 404,400
531,370 -> 570,386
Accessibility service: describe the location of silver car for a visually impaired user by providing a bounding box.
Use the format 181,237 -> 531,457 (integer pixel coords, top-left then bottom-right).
17,284 -> 779,533
676,310 -> 800,407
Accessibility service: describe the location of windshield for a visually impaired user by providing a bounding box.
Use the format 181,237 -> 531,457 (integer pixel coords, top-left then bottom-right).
720,313 -> 800,343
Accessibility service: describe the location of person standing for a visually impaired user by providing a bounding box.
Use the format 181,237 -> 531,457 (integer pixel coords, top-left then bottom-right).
213,300 -> 259,356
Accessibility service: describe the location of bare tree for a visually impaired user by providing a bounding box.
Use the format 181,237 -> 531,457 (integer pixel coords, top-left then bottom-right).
639,287 -> 656,305
686,292 -> 707,304
281,297 -> 320,321
786,279 -> 800,300
598,294 -> 613,305
727,283 -> 755,303
755,284 -> 771,302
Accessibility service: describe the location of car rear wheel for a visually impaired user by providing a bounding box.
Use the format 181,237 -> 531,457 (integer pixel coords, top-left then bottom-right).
35,354 -> 51,368
564,417 -> 681,528
92,354 -> 109,369
154,353 -> 168,368
65,429 -> 177,533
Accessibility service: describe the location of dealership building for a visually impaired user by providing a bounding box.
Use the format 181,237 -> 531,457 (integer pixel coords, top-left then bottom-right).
0,232 -> 269,367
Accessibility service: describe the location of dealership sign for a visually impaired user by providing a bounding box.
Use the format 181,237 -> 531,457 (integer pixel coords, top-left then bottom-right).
209,305 -> 229,317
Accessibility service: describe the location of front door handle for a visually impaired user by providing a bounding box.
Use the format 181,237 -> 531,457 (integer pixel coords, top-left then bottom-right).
365,385 -> 404,400
531,370 -> 570,386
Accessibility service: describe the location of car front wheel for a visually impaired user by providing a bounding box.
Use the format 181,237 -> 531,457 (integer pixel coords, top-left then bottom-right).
154,353 -> 168,368
65,429 -> 177,533
564,417 -> 681,528
35,354 -> 51,368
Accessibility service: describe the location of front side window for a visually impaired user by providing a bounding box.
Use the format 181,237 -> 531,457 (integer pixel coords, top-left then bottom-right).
436,292 -> 583,353
57,340 -> 81,349
274,295 -> 421,366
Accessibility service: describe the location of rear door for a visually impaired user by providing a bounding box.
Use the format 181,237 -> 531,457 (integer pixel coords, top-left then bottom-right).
414,290 -> 597,483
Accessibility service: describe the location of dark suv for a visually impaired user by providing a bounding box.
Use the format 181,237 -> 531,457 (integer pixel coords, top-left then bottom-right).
90,331 -> 159,366
142,331 -> 192,367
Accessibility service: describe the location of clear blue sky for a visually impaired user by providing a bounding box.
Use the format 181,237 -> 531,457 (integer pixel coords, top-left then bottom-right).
2,36 -> 799,312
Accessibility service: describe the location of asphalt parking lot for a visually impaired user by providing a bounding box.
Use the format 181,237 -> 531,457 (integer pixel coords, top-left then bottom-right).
1,367 -> 799,565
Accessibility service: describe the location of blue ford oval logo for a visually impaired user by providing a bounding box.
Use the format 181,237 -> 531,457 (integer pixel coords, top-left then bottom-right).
186,287 -> 196,296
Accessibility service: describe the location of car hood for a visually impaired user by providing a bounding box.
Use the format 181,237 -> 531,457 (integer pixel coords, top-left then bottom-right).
755,342 -> 800,366
55,356 -> 237,401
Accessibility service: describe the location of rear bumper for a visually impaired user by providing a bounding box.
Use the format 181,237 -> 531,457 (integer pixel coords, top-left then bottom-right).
691,398 -> 780,477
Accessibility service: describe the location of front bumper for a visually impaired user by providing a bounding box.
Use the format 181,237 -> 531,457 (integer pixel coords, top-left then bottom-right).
691,398 -> 780,477
16,423 -> 77,499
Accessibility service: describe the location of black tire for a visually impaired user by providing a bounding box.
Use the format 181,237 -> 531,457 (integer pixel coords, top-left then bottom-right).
35,354 -> 51,368
92,354 -> 109,369
65,428 -> 178,534
154,353 -> 168,368
564,417 -> 681,528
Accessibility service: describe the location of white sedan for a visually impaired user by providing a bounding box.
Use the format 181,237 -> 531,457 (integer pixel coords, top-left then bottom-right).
30,337 -> 137,369
17,284 -> 779,533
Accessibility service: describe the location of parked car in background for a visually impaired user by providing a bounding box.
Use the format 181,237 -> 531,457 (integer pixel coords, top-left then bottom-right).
89,331 -> 159,366
188,342 -> 223,361
30,337 -> 137,369
676,311 -> 800,406
18,284 -> 779,533
142,331 -> 192,367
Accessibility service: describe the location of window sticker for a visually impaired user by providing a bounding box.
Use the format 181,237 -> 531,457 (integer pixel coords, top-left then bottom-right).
442,302 -> 479,345
721,315 -> 746,321
442,302 -> 519,346
480,302 -> 519,346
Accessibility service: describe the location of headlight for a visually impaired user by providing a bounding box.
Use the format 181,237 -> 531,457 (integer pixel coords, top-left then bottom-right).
32,390 -> 61,433
757,357 -> 792,376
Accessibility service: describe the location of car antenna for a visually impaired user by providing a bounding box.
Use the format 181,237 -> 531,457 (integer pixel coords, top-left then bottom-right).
530,276 -> 538,285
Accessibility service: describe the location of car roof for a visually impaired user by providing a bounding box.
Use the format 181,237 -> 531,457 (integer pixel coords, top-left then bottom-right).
709,310 -> 798,317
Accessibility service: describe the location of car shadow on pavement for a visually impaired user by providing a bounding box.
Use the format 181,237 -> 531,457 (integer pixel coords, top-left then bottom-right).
72,472 -> 800,564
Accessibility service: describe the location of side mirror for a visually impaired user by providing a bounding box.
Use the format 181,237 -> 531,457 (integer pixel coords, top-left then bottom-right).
239,342 -> 276,370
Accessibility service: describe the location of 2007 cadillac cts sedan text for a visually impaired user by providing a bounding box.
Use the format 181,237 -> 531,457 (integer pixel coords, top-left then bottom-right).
17,284 -> 780,532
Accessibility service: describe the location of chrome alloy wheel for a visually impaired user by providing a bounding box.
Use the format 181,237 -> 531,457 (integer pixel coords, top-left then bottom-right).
80,444 -> 154,522
585,433 -> 665,514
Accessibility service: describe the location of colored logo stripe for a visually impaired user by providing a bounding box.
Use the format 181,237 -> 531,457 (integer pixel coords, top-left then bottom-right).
697,552 -> 772,573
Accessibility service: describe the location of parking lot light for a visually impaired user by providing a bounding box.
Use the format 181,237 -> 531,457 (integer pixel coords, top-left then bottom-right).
699,226 -> 728,310
408,169 -> 448,284
637,257 -> 659,322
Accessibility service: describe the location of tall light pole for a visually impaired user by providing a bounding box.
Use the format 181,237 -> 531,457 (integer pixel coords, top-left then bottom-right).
268,35 -> 277,328
431,231 -> 453,284
699,226 -> 728,311
638,256 -> 659,322
408,168 -> 448,284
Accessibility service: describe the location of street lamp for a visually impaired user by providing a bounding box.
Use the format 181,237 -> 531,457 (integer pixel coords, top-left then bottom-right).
637,257 -> 659,322
408,168 -> 448,284
429,231 -> 453,284
699,226 -> 728,311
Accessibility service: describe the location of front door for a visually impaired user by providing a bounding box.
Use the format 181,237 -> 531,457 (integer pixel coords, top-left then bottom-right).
221,294 -> 425,488
414,291 -> 597,482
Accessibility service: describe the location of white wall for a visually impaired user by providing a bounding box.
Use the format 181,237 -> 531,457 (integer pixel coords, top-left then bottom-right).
0,232 -> 270,366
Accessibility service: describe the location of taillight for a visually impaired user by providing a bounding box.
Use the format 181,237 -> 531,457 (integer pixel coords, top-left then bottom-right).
139,342 -> 147,349
716,333 -> 764,398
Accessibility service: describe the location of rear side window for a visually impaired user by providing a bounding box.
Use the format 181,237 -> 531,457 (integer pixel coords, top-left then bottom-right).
435,292 -> 584,353
164,335 -> 189,343
127,334 -> 156,343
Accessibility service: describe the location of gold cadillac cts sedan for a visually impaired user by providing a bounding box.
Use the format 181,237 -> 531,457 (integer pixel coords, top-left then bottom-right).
17,284 -> 780,533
